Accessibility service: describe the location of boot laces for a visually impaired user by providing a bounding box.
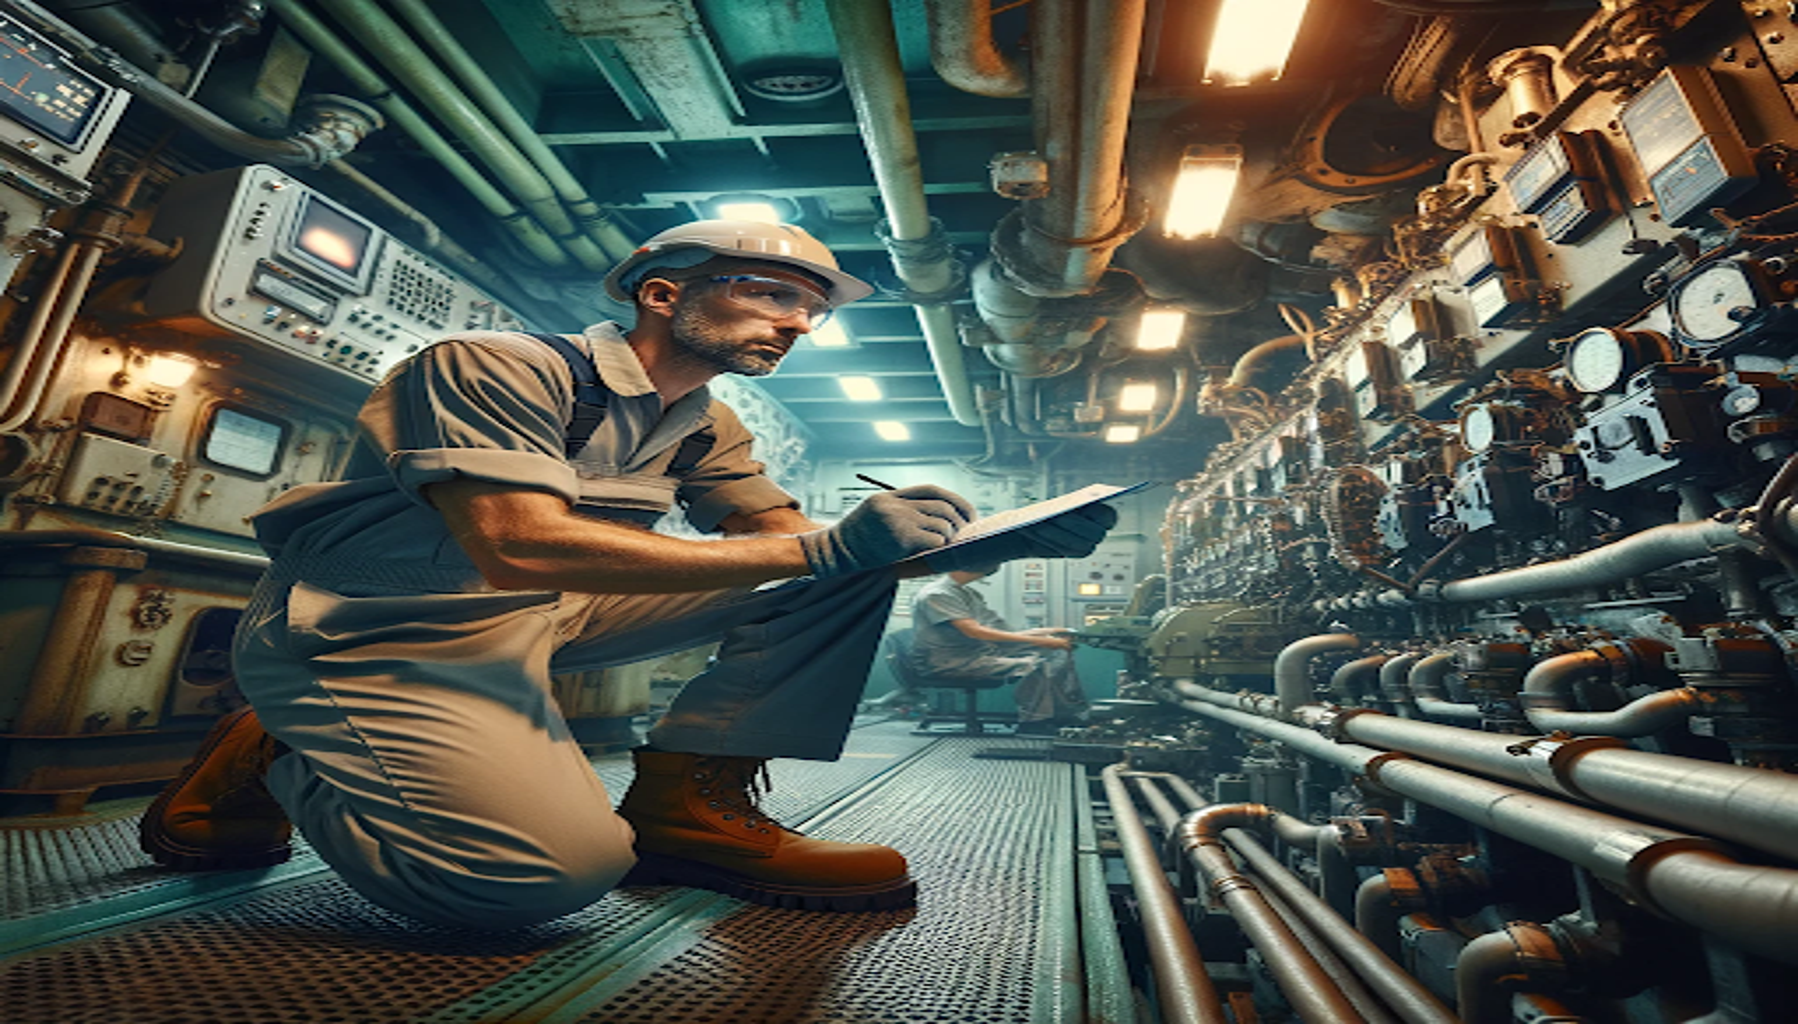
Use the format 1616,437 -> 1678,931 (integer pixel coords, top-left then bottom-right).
698,756 -> 788,832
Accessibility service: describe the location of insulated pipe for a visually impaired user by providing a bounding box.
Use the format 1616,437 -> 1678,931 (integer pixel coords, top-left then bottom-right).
1407,653 -> 1481,722
1332,655 -> 1390,706
0,243 -> 103,433
1254,876 -> 1400,1024
1179,806 -> 1368,1023
7,0 -> 380,167
1277,634 -> 1361,715
1455,923 -> 1564,1024
1354,874 -> 1406,964
0,242 -> 83,430
1171,685 -> 1798,961
264,0 -> 571,269
1227,831 -> 1459,1024
923,0 -> 1028,97
1520,649 -> 1704,736
383,0 -> 634,259
826,0 -> 980,427
1380,653 -> 1423,718
311,0 -> 612,271
1333,710 -> 1798,862
1429,517 -> 1742,604
1096,766 -> 1230,1024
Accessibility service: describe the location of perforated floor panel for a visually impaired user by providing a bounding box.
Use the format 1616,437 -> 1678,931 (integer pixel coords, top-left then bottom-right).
0,725 -> 1120,1023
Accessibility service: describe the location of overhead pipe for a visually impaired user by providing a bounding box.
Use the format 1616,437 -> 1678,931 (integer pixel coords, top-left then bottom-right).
383,0 -> 635,259
1170,686 -> 1798,962
1407,653 -> 1481,722
826,0 -> 980,427
310,0 -> 614,271
1176,803 -> 1369,1023
5,0 -> 381,168
923,0 -> 1028,97
264,0 -> 572,269
972,0 -> 1148,381
1455,922 -> 1566,1024
1096,766 -> 1230,1024
1277,633 -> 1362,715
1520,649 -> 1703,737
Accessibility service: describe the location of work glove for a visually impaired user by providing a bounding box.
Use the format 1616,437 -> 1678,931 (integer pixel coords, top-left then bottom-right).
923,503 -> 1119,573
798,485 -> 976,578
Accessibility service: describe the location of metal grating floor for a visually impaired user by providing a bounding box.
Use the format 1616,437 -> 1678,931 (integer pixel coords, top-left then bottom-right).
0,725 -> 1111,1024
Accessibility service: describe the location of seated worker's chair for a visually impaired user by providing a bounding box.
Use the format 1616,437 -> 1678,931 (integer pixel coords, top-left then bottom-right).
882,628 -> 1013,735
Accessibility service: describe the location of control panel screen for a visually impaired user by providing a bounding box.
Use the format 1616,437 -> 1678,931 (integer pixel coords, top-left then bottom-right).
203,406 -> 287,477
284,194 -> 377,290
0,16 -> 106,145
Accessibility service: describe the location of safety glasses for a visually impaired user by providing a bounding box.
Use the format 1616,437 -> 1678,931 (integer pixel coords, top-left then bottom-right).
709,275 -> 834,329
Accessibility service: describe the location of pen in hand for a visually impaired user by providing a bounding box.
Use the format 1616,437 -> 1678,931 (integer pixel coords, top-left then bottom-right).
856,473 -> 898,490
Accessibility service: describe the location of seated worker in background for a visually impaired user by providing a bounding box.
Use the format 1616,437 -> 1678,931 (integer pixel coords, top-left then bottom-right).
909,566 -> 1089,735
139,220 -> 1116,927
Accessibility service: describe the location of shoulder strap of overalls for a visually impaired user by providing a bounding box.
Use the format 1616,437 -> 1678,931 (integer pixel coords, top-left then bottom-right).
525,331 -> 718,476
524,332 -> 609,459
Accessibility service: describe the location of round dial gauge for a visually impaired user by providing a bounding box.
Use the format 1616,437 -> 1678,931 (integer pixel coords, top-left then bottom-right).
1672,261 -> 1759,347
1461,404 -> 1497,453
1565,327 -> 1628,393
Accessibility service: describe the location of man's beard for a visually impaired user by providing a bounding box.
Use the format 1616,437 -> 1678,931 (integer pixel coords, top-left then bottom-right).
670,302 -> 784,376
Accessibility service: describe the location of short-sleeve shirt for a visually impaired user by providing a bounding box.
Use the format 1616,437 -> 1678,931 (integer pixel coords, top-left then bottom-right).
910,576 -> 1008,673
249,322 -> 800,591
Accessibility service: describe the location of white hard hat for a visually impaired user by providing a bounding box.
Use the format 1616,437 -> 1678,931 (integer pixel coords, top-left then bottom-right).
603,220 -> 875,304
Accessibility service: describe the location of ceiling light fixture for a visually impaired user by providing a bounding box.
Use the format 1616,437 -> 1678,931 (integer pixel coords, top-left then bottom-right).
1105,424 -> 1142,444
873,420 -> 911,442
145,352 -> 199,388
840,375 -> 883,402
1136,309 -> 1187,350
1119,382 -> 1159,412
809,320 -> 850,347
1204,0 -> 1310,86
1164,145 -> 1243,239
715,200 -> 783,224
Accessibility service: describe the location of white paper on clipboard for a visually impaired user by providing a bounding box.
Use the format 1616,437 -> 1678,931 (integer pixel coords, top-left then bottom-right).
899,481 -> 1153,563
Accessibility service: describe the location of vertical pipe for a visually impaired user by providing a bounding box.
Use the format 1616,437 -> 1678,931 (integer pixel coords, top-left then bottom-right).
0,243 -> 82,428
14,548 -> 145,734
1276,634 -> 1361,715
1097,766 -> 1230,1024
824,0 -> 980,427
0,244 -> 106,434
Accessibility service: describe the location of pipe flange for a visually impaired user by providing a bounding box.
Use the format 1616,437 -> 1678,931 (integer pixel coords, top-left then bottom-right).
290,93 -> 385,167
1361,750 -> 1412,788
874,216 -> 968,303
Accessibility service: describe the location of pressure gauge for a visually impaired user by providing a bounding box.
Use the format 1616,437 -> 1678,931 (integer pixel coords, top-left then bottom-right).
1561,327 -> 1675,393
1669,259 -> 1765,349
1461,404 -> 1497,453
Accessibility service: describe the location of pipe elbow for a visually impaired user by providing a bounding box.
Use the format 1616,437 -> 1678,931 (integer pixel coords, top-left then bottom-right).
1525,687 -> 1705,738
923,0 -> 1028,97
1180,802 -> 1277,848
1275,633 -> 1360,714
1520,649 -> 1611,712
1455,922 -> 1566,1024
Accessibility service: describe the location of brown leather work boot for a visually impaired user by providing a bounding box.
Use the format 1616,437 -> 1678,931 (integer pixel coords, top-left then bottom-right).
617,749 -> 916,911
139,705 -> 293,871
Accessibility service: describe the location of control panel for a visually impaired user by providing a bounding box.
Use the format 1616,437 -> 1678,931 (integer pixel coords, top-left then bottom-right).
141,165 -> 526,384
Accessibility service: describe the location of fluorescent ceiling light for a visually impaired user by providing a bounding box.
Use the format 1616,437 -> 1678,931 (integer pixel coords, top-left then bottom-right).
1105,424 -> 1142,444
874,420 -> 911,442
840,375 -> 883,402
1136,309 -> 1187,350
1164,145 -> 1243,239
1119,382 -> 1159,412
810,320 -> 850,347
715,201 -> 782,223
145,353 -> 198,388
1205,0 -> 1310,86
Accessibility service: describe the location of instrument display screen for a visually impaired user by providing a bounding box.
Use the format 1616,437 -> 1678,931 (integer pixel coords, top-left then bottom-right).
282,193 -> 380,292
203,406 -> 288,477
0,16 -> 106,145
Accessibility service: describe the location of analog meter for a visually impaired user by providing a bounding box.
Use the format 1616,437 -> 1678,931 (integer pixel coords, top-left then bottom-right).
1669,259 -> 1769,350
1561,327 -> 1675,393
1461,404 -> 1498,453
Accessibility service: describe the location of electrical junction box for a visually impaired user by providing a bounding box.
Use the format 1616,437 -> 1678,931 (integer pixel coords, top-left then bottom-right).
55,433 -> 182,518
